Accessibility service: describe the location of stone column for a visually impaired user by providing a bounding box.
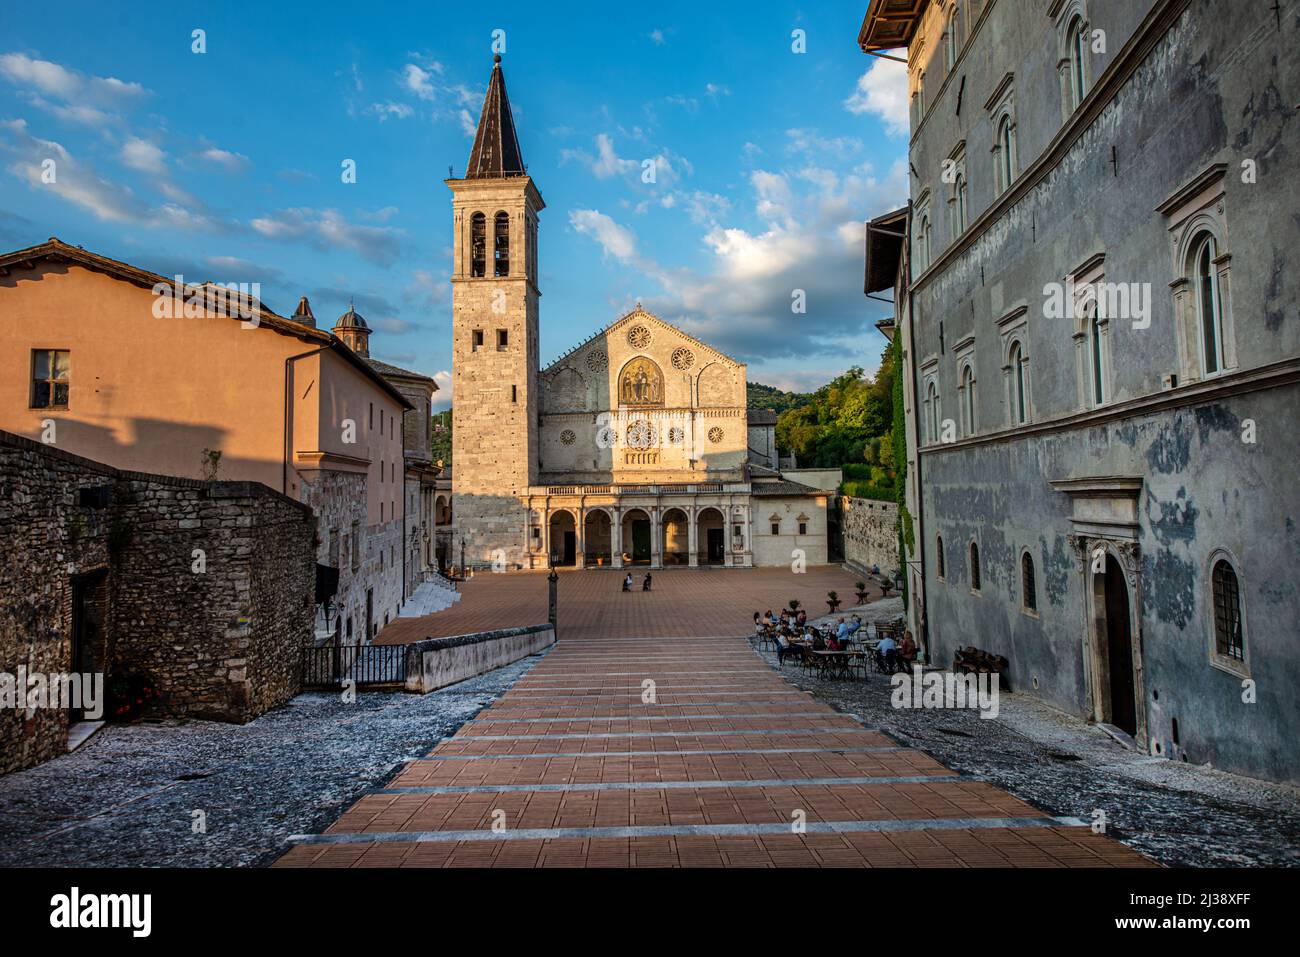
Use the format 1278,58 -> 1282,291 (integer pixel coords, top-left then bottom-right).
612,507 -> 624,569
687,504 -> 699,568
575,507 -> 586,568
650,505 -> 662,570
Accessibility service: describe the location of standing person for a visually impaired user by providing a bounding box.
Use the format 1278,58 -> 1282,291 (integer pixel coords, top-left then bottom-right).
642,573 -> 653,592
622,572 -> 633,592
796,608 -> 807,628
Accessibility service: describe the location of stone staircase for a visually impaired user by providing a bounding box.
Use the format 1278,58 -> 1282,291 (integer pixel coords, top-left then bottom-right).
398,573 -> 461,618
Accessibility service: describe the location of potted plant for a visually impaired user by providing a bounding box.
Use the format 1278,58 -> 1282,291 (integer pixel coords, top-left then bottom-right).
854,581 -> 869,604
878,578 -> 893,598
827,590 -> 841,613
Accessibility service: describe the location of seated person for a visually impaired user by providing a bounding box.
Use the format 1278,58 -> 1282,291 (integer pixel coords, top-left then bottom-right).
763,610 -> 775,628
811,630 -> 827,651
898,630 -> 917,673
796,609 -> 807,628
837,616 -> 863,642
826,634 -> 842,652
876,633 -> 899,673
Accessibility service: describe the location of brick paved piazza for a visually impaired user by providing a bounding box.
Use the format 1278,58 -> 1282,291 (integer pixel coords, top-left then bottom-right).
282,567 -> 1155,867
376,565 -> 874,644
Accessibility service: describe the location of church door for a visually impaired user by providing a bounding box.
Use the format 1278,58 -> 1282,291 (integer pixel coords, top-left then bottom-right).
631,521 -> 651,563
707,528 -> 724,563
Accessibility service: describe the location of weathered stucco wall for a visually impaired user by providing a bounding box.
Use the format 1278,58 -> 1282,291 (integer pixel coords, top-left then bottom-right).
902,0 -> 1300,783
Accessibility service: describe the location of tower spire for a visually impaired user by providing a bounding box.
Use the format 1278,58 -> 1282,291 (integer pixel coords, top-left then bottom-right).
465,54 -> 525,178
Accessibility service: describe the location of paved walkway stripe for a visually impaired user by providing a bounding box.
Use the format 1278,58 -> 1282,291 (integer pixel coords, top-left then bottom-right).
366,773 -> 964,795
291,815 -> 1087,846
468,711 -> 840,724
412,746 -> 911,761
499,691 -> 805,699
515,670 -> 774,677
454,727 -> 879,741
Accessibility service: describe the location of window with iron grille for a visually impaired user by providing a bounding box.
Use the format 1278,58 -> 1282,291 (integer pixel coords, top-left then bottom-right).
970,542 -> 981,592
1021,552 -> 1037,612
1212,559 -> 1243,661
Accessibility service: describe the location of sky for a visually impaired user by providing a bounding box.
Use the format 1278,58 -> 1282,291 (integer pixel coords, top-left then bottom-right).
0,1 -> 910,408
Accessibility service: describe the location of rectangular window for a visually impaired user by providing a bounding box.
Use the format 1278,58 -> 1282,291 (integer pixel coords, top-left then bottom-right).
472,329 -> 484,351
31,349 -> 70,409
799,522 -> 808,536
497,329 -> 509,350
351,521 -> 361,572
511,384 -> 517,403
771,522 -> 780,535
369,403 -> 373,430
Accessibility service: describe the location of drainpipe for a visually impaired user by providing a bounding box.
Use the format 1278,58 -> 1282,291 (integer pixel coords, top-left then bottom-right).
284,347 -> 327,497
904,200 -> 931,664
401,406 -> 408,604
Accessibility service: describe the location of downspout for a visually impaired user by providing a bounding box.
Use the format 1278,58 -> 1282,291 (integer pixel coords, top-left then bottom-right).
904,201 -> 931,663
401,407 -> 408,604
284,347 -> 327,497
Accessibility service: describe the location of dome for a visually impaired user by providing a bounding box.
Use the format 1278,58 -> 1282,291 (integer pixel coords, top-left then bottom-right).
335,303 -> 369,330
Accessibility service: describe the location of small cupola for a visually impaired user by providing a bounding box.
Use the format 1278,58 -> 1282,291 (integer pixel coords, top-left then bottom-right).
332,301 -> 371,357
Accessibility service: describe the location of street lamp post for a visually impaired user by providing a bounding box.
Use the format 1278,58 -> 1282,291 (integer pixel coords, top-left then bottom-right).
459,535 -> 466,580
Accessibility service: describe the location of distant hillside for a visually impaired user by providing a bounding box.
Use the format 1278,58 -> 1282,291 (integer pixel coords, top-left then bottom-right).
746,381 -> 810,415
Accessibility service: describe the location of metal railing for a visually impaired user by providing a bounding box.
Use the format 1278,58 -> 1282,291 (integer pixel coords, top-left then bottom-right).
301,643 -> 408,689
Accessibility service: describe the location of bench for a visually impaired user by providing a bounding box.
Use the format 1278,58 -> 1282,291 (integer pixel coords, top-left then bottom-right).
952,645 -> 1011,691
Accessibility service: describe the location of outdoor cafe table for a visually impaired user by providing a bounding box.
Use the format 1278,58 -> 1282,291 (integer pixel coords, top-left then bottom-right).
809,649 -> 857,680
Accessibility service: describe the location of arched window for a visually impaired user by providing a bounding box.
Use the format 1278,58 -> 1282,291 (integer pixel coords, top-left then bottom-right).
1194,232 -> 1223,377
960,364 -> 975,436
954,174 -> 968,234
969,541 -> 981,591
1010,341 -> 1027,424
470,212 -> 486,277
1021,552 -> 1037,612
1088,302 -> 1105,405
1068,15 -> 1087,109
926,381 -> 940,443
998,116 -> 1015,192
918,215 -> 931,271
936,535 -> 946,578
1211,558 -> 1243,661
944,25 -> 957,70
493,211 -> 510,277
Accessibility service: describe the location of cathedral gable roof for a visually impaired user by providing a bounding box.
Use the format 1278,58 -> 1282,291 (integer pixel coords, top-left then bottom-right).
542,306 -> 742,375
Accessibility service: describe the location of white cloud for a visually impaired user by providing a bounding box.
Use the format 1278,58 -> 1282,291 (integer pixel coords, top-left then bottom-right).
649,29 -> 666,46
402,63 -> 437,101
367,101 -> 414,121
251,207 -> 402,265
844,58 -> 909,137
0,52 -> 147,112
121,137 -> 165,174
198,147 -> 250,171
569,209 -> 637,262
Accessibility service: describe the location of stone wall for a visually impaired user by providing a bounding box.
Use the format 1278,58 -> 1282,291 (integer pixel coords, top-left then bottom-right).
841,496 -> 900,577
404,623 -> 554,693
0,431 -> 315,774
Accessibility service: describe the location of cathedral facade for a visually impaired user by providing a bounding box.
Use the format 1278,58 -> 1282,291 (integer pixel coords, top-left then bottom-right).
448,56 -> 829,571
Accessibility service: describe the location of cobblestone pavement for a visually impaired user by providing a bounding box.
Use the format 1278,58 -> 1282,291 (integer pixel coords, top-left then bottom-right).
278,633 -> 1157,868
0,655 -> 542,867
748,640 -> 1300,868
375,565 -> 872,644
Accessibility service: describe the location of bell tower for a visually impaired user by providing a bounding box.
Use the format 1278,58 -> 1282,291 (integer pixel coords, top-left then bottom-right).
446,54 -> 544,569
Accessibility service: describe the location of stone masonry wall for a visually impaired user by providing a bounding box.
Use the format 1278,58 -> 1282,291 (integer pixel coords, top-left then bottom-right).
0,431 -> 314,774
841,496 -> 900,577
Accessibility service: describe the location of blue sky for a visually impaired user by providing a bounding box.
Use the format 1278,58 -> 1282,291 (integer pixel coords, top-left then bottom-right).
0,0 -> 910,407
